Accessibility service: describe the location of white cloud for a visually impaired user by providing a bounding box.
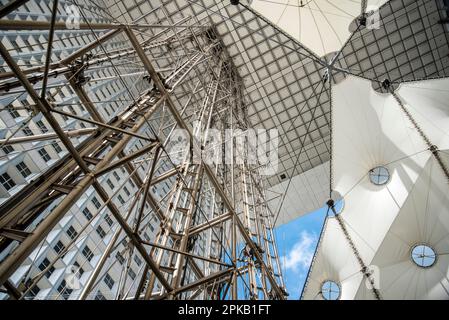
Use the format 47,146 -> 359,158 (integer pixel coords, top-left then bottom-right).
282,231 -> 316,273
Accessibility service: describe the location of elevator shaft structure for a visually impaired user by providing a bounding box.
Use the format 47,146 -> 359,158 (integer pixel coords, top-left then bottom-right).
0,2 -> 286,300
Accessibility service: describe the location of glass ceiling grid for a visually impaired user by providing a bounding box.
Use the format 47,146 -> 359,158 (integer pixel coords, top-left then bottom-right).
337,0 -> 449,90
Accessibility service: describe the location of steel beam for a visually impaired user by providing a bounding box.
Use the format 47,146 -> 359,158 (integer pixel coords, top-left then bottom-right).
0,128 -> 96,145
0,0 -> 30,19
40,0 -> 58,99
0,19 -> 204,31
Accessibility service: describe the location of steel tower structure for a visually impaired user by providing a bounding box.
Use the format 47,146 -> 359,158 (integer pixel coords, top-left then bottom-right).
0,0 -> 287,300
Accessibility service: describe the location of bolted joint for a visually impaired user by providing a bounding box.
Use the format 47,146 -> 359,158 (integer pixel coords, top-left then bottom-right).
322,69 -> 330,83
280,287 -> 289,297
69,57 -> 92,87
230,0 -> 240,5
381,78 -> 391,90
358,15 -> 367,27
429,145 -> 439,153
143,75 -> 152,86
326,199 -> 335,208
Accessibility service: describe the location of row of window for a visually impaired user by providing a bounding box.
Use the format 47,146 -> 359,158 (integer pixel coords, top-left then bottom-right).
28,242 -> 142,299
37,256 -> 86,281
0,161 -> 33,191
1,139 -> 62,158
52,237 -> 94,263
1,146 -> 62,186
7,25 -> 101,55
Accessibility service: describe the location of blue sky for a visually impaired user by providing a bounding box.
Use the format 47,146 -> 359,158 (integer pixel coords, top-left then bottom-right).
274,206 -> 328,300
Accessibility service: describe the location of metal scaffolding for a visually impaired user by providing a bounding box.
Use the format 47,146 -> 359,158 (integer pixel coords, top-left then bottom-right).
0,0 -> 287,300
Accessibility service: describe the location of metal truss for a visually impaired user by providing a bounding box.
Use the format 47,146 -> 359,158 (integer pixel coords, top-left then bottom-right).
0,1 -> 287,300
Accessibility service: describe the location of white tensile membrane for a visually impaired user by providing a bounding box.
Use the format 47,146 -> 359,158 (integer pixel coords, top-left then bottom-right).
250,0 -> 388,57
355,152 -> 449,299
397,79 -> 449,150
301,218 -> 364,300
302,76 -> 449,300
268,161 -> 330,226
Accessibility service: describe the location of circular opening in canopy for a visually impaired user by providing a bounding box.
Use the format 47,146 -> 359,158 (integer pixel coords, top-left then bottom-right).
369,166 -> 390,185
321,280 -> 341,300
333,199 -> 345,215
411,244 -> 437,268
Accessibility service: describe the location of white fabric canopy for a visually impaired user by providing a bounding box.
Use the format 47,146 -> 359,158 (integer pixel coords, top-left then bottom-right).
355,151 -> 449,300
303,75 -> 449,300
268,161 -> 330,226
251,0 -> 389,57
333,76 -> 431,266
397,79 -> 449,150
301,218 -> 364,300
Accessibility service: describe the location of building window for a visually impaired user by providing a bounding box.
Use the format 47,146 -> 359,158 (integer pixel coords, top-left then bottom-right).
123,186 -> 130,196
52,142 -> 62,153
113,172 -> 120,181
53,240 -> 65,255
95,291 -> 106,300
116,252 -> 125,265
411,244 -> 437,268
38,257 -> 55,278
104,273 -> 115,290
25,279 -> 40,299
321,280 -> 341,300
66,226 -> 78,240
133,255 -> 142,266
91,196 -> 101,209
57,279 -> 73,300
0,172 -> 16,191
22,126 -> 33,136
2,145 -> 14,155
128,268 -> 136,280
369,166 -> 390,186
106,179 -> 114,189
36,120 -> 48,133
82,245 -> 94,262
6,106 -> 20,118
82,207 -> 93,221
96,226 -> 106,239
16,161 -> 32,178
117,195 -> 125,205
38,148 -> 51,162
104,214 -> 113,227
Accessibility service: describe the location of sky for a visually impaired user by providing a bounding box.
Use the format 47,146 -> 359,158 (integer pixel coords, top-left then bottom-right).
274,206 -> 328,300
